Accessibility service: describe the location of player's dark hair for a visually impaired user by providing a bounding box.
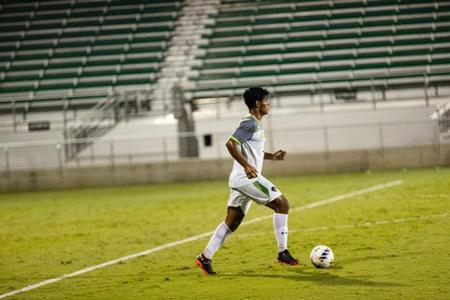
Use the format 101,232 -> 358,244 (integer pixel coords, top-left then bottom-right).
243,87 -> 269,110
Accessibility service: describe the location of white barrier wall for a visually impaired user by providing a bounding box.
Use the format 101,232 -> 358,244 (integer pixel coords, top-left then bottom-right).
0,98 -> 447,170
196,104 -> 440,158
1,145 -> 449,192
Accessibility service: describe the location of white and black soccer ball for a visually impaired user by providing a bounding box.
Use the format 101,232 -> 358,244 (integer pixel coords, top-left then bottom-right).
310,245 -> 334,268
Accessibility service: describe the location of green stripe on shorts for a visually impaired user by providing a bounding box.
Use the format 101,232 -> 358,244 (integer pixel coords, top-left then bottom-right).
253,181 -> 270,197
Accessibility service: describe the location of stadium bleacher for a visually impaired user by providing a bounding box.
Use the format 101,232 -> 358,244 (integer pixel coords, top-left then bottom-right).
0,0 -> 449,177
1,0 -> 450,114
187,0 -> 450,100
0,0 -> 184,112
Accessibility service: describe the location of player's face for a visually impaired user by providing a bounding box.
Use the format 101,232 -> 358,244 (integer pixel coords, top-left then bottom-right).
258,96 -> 270,115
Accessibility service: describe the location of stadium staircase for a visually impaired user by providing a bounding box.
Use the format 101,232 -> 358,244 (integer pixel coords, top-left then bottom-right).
151,0 -> 220,113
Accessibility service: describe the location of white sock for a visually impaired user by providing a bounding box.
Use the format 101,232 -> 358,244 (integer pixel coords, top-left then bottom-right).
273,213 -> 288,253
203,222 -> 232,259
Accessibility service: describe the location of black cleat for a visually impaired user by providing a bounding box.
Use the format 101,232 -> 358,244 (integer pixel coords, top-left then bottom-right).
196,253 -> 216,275
277,249 -> 299,265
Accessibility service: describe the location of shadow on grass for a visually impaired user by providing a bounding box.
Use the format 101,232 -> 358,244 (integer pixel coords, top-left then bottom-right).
220,269 -> 401,287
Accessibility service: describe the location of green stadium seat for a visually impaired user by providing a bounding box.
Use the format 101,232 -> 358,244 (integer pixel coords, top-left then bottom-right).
133,34 -> 168,44
84,57 -> 121,67
76,79 -> 113,89
190,0 -> 450,100
0,79 -> 35,92
140,15 -> 175,23
90,47 -> 125,56
364,10 -> 396,18
0,0 -> 180,109
92,37 -> 129,46
52,49 -> 87,59
46,60 -> 83,70
135,25 -> 172,34
43,70 -> 78,80
120,65 -> 157,75
81,69 -> 117,78
37,81 -> 74,91
0,15 -> 31,23
115,77 -> 154,86
1,0 -> 449,108
1,73 -> 39,83
70,10 -> 104,19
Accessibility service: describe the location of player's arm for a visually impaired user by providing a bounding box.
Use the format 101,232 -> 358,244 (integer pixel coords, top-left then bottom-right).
226,138 -> 258,179
264,150 -> 287,160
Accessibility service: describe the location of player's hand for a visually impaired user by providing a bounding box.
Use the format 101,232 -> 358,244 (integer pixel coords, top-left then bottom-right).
244,164 -> 258,179
272,150 -> 287,160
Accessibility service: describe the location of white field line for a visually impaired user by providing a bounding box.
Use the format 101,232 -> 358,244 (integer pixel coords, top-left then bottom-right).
0,180 -> 403,299
242,179 -> 404,226
236,212 -> 449,239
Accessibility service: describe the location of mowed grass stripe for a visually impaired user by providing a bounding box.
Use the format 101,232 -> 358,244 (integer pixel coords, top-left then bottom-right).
0,180 -> 402,299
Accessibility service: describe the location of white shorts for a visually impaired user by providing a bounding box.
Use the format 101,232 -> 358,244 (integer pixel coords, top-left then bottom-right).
227,175 -> 282,215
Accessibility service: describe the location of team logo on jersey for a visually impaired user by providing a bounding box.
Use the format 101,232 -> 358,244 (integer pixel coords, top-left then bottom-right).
271,186 -> 278,192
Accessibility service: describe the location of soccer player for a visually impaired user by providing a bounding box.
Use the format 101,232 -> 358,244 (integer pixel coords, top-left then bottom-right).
196,87 -> 299,275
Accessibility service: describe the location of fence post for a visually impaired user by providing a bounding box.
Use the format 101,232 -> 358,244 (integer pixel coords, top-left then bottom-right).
318,82 -> 324,113
162,136 -> 168,164
424,75 -> 429,107
56,143 -> 63,175
371,78 -> 377,110
323,125 -> 330,159
90,145 -> 95,163
378,122 -> 385,153
110,140 -> 115,169
433,119 -> 441,168
113,93 -> 120,123
11,100 -> 17,133
124,93 -> 129,122
4,147 -> 10,177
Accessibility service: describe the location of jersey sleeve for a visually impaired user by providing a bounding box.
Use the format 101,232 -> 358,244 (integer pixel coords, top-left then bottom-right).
230,118 -> 255,144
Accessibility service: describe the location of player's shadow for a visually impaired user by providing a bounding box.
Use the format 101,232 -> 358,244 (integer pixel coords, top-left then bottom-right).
221,269 -> 401,287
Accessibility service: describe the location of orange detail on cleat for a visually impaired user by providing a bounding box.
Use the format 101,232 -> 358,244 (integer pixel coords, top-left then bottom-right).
277,258 -> 299,265
195,259 -> 209,275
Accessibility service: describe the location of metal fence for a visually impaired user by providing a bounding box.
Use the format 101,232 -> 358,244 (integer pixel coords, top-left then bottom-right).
0,118 -> 448,174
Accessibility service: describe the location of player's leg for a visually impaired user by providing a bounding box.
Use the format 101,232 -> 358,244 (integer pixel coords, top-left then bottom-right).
239,175 -> 298,265
196,218 -> 232,275
203,206 -> 244,260
225,206 -> 246,231
265,195 -> 298,265
196,191 -> 250,275
265,194 -> 289,214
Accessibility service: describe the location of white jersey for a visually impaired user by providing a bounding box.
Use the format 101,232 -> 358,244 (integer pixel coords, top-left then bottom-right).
228,114 -> 266,188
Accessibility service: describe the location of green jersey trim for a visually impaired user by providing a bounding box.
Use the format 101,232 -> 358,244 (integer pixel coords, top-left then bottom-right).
230,135 -> 241,145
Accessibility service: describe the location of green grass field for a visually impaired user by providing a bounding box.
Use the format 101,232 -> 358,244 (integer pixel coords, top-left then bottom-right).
1,168 -> 449,299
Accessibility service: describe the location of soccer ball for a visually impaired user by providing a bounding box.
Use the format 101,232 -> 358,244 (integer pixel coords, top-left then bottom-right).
310,245 -> 334,268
